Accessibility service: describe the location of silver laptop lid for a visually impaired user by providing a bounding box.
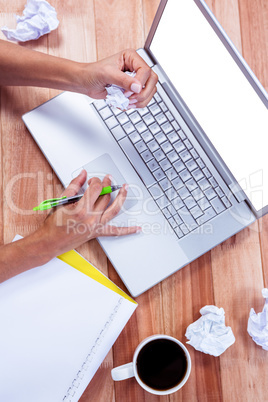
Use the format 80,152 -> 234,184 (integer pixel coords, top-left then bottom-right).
144,0 -> 268,218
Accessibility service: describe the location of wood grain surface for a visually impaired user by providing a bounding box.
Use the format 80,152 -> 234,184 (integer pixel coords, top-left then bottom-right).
0,0 -> 267,401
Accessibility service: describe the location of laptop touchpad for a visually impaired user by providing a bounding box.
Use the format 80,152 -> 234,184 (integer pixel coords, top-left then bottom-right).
72,153 -> 138,213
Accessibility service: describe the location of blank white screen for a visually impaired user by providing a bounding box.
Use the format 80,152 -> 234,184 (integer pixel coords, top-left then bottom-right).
150,0 -> 268,211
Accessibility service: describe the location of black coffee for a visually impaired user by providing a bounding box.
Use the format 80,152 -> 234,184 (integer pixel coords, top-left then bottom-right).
136,339 -> 187,391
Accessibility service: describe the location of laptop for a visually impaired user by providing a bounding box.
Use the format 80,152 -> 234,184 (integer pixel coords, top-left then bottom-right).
22,0 -> 268,297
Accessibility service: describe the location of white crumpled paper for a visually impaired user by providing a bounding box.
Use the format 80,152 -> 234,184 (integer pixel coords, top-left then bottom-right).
247,288 -> 268,351
185,305 -> 235,357
105,71 -> 136,110
1,0 -> 59,42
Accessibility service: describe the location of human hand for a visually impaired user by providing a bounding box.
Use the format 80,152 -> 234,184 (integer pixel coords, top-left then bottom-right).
38,170 -> 141,258
81,49 -> 158,108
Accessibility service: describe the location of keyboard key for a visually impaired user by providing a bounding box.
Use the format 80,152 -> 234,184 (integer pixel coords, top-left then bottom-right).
153,168 -> 166,182
174,214 -> 183,225
149,183 -> 163,199
178,186 -> 190,200
117,112 -> 129,125
155,113 -> 167,125
222,196 -> 231,208
184,196 -> 196,210
198,177 -> 210,190
129,130 -> 141,144
184,139 -> 192,149
143,113 -> 155,126
196,207 -> 216,225
180,223 -> 189,235
129,111 -> 142,124
172,176 -> 184,190
174,159 -> 185,173
190,148 -> 199,159
162,122 -> 173,134
155,132 -> 166,144
178,207 -> 198,230
136,121 -> 147,134
190,205 -> 203,219
196,158 -> 205,169
204,187 -> 217,200
168,204 -> 177,215
149,103 -> 161,116
160,158 -> 172,171
105,115 -> 118,129
172,196 -> 184,210
159,101 -> 168,112
149,122 -> 161,135
147,158 -> 159,172
174,226 -> 184,238
179,169 -> 191,182
119,136 -> 156,187
166,167 -> 177,180
159,177 -> 172,191
99,106 -> 113,120
166,186 -> 178,201
111,125 -> 125,141
162,207 -> 171,219
185,178 -> 198,192
123,121 -> 135,134
198,197 -> 210,211
135,140 -> 147,153
178,130 -> 186,140
186,159 -> 198,172
203,167 -> 211,178
154,92 -> 162,103
154,149 -> 165,162
192,168 -> 204,181
215,186 -> 225,197
168,216 -> 177,228
138,107 -> 149,116
156,194 -> 170,209
141,149 -> 153,162
192,187 -> 204,201
148,139 -> 159,152
94,99 -> 107,110
173,140 -> 185,153
165,111 -> 174,122
141,130 -> 153,143
179,149 -> 192,163
211,197 -> 225,214
209,177 -> 218,188
172,121 -> 180,131
167,150 -> 179,163
167,131 -> 179,143
161,141 -> 173,154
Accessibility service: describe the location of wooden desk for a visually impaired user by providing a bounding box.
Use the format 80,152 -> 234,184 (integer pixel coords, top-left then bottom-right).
0,0 -> 267,400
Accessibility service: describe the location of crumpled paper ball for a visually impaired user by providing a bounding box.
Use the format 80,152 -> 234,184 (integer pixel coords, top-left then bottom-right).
105,71 -> 136,110
247,288 -> 268,351
1,0 -> 59,42
185,305 -> 235,357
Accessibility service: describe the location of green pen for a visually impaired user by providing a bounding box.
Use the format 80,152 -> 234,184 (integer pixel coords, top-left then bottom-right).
33,185 -> 123,211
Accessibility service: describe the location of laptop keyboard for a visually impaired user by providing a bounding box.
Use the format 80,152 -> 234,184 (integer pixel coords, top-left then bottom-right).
92,86 -> 231,239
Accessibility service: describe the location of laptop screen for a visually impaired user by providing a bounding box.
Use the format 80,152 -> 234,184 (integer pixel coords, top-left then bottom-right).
149,0 -> 268,212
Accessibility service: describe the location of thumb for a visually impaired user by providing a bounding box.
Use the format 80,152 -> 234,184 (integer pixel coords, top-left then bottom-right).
109,70 -> 142,94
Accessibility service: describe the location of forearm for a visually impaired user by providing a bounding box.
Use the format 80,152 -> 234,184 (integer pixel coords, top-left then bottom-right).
0,39 -> 88,93
0,229 -> 54,283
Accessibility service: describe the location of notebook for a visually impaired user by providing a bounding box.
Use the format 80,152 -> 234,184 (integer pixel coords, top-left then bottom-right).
0,236 -> 137,402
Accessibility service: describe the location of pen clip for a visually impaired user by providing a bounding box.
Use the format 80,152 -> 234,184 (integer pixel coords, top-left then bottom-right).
33,196 -> 67,211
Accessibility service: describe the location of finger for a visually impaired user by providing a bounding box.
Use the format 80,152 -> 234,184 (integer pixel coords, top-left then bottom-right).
61,170 -> 87,198
100,183 -> 129,225
94,174 -> 112,212
82,176 -> 103,209
123,49 -> 153,89
128,70 -> 158,108
98,224 -> 142,237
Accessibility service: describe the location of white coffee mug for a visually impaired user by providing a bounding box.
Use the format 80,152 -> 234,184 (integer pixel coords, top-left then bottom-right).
111,334 -> 191,395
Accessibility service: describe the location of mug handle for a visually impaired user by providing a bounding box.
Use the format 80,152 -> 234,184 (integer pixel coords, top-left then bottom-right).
111,362 -> 135,381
